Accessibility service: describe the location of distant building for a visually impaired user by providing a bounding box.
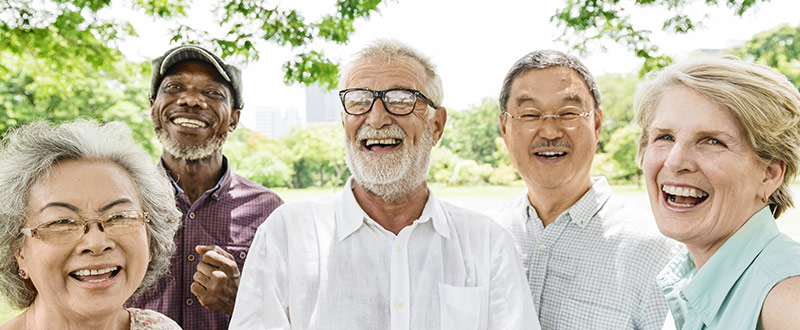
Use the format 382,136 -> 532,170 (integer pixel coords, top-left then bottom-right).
305,83 -> 341,125
251,106 -> 303,139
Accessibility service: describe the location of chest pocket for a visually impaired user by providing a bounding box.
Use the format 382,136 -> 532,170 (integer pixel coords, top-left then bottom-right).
221,244 -> 250,271
439,283 -> 487,330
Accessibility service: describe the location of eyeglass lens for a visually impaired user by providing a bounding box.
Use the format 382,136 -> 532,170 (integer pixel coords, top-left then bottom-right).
343,90 -> 418,115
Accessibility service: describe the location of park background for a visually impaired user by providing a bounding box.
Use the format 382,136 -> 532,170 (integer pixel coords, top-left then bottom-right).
3,0 -> 800,322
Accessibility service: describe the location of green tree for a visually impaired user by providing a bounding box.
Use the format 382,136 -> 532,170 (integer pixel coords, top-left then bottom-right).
0,51 -> 160,155
552,0 -> 770,74
602,125 -> 643,185
2,0 -> 382,90
283,125 -> 347,188
224,128 -> 293,188
729,23 -> 800,88
440,98 -> 502,166
596,73 -> 640,152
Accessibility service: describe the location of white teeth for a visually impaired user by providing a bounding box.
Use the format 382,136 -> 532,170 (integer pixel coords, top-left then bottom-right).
662,185 -> 709,198
536,151 -> 566,157
172,117 -> 207,128
72,266 -> 118,277
365,138 -> 401,146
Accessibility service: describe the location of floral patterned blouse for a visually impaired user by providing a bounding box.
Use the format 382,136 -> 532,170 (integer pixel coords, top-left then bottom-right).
128,308 -> 181,329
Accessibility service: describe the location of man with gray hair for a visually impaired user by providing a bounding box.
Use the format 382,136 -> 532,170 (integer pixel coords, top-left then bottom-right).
489,50 -> 678,329
230,40 -> 540,330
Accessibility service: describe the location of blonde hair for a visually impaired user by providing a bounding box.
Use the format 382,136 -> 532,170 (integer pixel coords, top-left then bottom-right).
634,56 -> 800,218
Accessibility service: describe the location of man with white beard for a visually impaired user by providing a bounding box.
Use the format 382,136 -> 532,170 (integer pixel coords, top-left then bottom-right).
230,39 -> 540,330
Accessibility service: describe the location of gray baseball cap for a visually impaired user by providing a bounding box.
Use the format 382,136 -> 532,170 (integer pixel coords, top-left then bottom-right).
150,45 -> 244,109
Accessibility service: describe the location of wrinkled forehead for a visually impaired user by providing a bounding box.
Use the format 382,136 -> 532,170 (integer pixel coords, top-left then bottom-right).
511,67 -> 594,108
344,56 -> 428,90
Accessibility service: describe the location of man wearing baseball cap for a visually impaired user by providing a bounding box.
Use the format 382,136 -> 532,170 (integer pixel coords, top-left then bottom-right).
126,44 -> 283,329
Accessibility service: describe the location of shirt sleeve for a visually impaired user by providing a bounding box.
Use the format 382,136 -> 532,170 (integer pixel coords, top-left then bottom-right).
229,209 -> 291,330
487,225 -> 542,330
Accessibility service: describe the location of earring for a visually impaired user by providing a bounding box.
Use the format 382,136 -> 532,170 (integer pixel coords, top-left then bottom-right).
762,193 -> 769,204
18,269 -> 28,279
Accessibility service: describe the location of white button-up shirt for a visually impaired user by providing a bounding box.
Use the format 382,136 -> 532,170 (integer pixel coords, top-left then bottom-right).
230,178 -> 540,330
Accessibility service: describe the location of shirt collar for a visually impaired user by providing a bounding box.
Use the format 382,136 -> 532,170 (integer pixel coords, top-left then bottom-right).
525,176 -> 613,228
159,156 -> 232,197
669,207 -> 779,325
335,177 -> 450,241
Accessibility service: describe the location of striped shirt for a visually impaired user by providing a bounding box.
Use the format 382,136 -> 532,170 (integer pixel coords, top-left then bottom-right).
488,177 -> 679,330
127,157 -> 283,330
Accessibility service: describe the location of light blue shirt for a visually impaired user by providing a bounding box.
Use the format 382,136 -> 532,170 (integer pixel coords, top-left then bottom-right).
657,207 -> 800,329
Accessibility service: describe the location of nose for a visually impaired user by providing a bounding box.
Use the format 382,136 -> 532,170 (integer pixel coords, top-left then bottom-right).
78,221 -> 114,255
364,98 -> 392,129
534,117 -> 564,140
663,142 -> 696,173
176,90 -> 208,109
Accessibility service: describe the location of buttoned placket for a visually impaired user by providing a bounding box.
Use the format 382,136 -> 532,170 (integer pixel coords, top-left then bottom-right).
389,219 -> 423,330
526,206 -> 570,313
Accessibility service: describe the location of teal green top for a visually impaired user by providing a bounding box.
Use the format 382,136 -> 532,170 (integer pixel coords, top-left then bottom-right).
657,207 -> 800,329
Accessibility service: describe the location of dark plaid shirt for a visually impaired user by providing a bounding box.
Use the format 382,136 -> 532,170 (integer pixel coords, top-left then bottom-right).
127,157 -> 283,330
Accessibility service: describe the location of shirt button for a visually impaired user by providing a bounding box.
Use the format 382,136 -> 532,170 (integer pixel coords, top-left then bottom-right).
395,244 -> 402,252
188,212 -> 196,219
212,193 -> 219,199
239,251 -> 247,259
186,298 -> 194,306
538,244 -> 547,251
395,300 -> 404,309
679,292 -> 687,301
187,255 -> 195,262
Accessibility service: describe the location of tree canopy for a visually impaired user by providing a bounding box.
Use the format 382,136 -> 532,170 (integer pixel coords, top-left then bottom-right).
551,0 -> 771,74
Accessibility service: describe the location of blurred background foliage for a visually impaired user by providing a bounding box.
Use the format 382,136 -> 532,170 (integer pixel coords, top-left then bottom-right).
2,0 -> 799,188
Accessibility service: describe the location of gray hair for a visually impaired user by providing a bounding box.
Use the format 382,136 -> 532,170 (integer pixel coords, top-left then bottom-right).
499,49 -> 601,114
634,56 -> 800,218
339,38 -> 444,116
0,120 -> 181,309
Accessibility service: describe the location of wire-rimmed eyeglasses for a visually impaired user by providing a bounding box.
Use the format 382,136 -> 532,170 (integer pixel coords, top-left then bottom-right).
20,210 -> 150,245
503,106 -> 593,130
338,88 -> 437,116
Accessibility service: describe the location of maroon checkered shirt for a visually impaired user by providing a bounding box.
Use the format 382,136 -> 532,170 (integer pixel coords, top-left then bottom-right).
127,158 -> 283,330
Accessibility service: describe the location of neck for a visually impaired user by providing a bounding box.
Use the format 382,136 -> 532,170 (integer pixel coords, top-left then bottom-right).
22,298 -> 128,330
526,176 -> 594,226
162,149 -> 225,203
352,180 -> 429,235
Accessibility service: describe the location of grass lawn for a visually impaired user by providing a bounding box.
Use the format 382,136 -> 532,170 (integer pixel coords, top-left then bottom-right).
2,182 -> 798,323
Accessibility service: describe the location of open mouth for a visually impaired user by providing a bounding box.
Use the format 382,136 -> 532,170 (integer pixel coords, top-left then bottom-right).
662,184 -> 709,208
69,266 -> 121,283
362,138 -> 402,151
534,151 -> 567,159
171,116 -> 209,128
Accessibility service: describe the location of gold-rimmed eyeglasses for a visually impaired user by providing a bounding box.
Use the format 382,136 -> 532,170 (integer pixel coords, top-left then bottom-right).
20,210 -> 149,245
504,106 -> 593,130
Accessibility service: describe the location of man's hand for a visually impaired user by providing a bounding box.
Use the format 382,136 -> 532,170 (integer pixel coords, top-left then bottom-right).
190,245 -> 241,316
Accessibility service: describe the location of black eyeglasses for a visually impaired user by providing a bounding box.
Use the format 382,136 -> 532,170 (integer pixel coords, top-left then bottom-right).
338,88 -> 437,116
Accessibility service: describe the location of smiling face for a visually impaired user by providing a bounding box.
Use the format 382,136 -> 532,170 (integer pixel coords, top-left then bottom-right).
342,56 -> 446,201
500,66 -> 601,192
642,85 -> 782,257
150,60 -> 240,160
16,159 -> 150,317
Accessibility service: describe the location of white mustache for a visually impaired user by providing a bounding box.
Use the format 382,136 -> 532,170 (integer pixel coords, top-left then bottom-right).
355,124 -> 406,141
532,140 -> 571,149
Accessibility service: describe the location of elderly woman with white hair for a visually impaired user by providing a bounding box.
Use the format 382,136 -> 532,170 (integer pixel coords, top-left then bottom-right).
0,120 -> 182,329
635,56 -> 800,329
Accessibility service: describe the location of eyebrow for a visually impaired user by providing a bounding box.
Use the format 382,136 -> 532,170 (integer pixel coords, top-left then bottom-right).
38,198 -> 136,214
515,94 -> 587,107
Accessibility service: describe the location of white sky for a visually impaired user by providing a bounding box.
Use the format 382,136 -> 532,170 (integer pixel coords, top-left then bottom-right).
112,0 -> 800,128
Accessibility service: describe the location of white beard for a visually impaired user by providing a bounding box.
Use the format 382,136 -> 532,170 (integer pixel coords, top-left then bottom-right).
155,126 -> 228,161
345,123 -> 434,203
